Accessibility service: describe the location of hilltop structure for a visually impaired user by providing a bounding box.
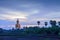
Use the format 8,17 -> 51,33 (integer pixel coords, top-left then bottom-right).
15,19 -> 21,29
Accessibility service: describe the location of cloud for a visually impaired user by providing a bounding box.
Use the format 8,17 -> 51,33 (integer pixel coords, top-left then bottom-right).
0,7 -> 28,21
33,12 -> 60,21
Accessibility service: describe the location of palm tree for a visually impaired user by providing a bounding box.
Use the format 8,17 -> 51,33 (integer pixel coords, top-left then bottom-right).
45,22 -> 48,26
50,20 -> 56,27
37,21 -> 40,27
58,21 -> 60,26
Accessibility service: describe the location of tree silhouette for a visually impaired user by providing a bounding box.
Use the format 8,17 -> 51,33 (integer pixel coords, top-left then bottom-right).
37,21 -> 40,27
58,21 -> 60,26
50,20 -> 56,27
0,28 -> 3,33
45,22 -> 48,26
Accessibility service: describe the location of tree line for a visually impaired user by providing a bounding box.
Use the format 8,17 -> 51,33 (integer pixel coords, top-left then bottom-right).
0,20 -> 60,36
37,20 -> 60,27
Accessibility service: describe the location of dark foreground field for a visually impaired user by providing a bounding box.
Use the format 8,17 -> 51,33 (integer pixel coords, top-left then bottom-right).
0,25 -> 60,40
0,35 -> 60,40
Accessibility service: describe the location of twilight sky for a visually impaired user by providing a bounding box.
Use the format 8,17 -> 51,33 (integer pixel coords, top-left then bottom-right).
0,0 -> 60,29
